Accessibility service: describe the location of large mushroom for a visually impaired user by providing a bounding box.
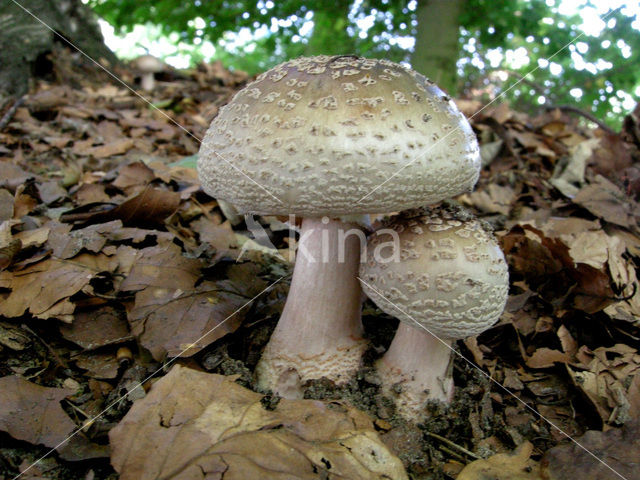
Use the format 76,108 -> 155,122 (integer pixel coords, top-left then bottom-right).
359,205 -> 509,419
197,55 -> 481,397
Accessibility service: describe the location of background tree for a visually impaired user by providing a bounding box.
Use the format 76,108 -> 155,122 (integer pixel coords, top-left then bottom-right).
0,0 -> 116,111
88,0 -> 639,127
411,0 -> 465,92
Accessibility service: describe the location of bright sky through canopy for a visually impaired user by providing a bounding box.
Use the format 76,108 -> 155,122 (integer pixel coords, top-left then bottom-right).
95,0 -> 639,114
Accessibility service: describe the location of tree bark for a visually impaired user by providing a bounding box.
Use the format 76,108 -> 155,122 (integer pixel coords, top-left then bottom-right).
305,0 -> 356,57
410,0 -> 465,95
0,0 -> 116,104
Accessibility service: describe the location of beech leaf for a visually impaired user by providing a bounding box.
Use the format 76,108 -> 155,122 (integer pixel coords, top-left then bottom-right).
110,365 -> 408,480
0,376 -> 108,460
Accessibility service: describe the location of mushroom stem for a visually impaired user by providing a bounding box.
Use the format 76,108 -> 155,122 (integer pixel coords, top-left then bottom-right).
140,72 -> 155,91
255,216 -> 368,398
377,322 -> 454,418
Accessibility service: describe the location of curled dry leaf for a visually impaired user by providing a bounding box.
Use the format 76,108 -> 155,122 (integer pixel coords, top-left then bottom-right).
501,225 -> 617,313
47,220 -> 121,259
567,344 -> 640,425
573,175 -> 639,230
0,238 -> 21,270
14,224 -> 51,249
457,441 -> 542,480
0,253 -> 115,321
110,365 -> 408,480
463,183 -> 516,215
106,186 -> 181,227
59,186 -> 180,228
549,137 -> 597,198
525,347 -> 570,369
0,375 -> 108,460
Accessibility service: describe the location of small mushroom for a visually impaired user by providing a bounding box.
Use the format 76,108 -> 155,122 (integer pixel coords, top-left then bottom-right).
116,346 -> 133,367
197,56 -> 481,398
359,205 -> 509,420
132,54 -> 165,91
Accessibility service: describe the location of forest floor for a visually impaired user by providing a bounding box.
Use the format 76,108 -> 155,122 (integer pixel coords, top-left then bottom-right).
1,45 -> 640,480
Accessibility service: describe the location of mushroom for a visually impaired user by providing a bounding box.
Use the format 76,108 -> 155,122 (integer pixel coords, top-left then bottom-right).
132,54 -> 164,91
197,55 -> 481,398
359,205 -> 509,419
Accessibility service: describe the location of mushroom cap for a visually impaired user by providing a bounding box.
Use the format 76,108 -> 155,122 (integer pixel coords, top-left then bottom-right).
198,55 -> 480,216
133,54 -> 165,73
359,206 -> 509,339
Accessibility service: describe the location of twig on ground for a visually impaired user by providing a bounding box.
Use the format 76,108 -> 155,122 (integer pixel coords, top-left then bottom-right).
0,95 -> 25,131
545,104 -> 616,135
426,431 -> 481,460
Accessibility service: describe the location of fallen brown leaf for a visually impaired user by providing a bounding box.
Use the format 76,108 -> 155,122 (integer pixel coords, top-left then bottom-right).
574,175 -> 639,230
0,253 -> 115,321
14,182 -> 39,218
0,163 -> 33,190
501,225 -> 617,313
0,375 -> 108,460
118,241 -> 266,359
525,348 -> 570,369
47,220 -> 122,259
38,180 -> 67,205
73,351 -> 121,380
59,306 -> 131,349
464,183 -> 516,215
128,279 -> 253,359
112,161 -> 156,192
0,188 -> 14,220
541,419 -> 640,480
457,441 -> 541,480
102,186 -> 181,227
568,344 -> 640,425
110,365 -> 408,480
0,238 -> 21,270
59,186 -> 180,227
76,138 -> 134,159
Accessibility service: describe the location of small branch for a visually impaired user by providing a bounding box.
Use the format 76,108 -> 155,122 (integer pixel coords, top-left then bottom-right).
545,104 -> 616,135
0,95 -> 25,131
488,70 -> 617,135
426,431 -> 481,460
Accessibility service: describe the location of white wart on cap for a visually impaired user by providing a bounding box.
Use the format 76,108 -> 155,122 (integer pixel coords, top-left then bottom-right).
360,206 -> 509,340
197,55 -> 480,216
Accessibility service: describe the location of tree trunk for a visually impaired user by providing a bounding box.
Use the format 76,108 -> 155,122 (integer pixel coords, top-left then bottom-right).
410,0 -> 465,95
0,0 -> 116,105
305,0 -> 356,56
